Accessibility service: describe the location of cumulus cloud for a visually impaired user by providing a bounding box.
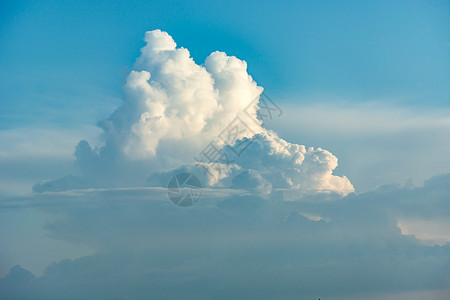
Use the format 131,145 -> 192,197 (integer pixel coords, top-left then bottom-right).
33,29 -> 353,197
225,131 -> 353,194
4,28 -> 450,300
96,29 -> 262,160
268,102 -> 450,192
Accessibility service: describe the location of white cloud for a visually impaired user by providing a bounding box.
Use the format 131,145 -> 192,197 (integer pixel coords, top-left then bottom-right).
36,30 -> 353,197
105,29 -> 263,160
269,102 -> 450,192
397,218 -> 450,246
182,130 -> 354,195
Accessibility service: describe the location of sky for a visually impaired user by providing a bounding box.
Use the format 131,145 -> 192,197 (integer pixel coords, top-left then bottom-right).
0,1 -> 450,299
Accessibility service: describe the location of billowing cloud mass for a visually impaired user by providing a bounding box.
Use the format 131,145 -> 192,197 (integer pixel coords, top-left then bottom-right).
3,29 -> 450,300
34,30 -> 353,196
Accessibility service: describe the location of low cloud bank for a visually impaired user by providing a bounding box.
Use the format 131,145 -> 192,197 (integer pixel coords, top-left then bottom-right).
2,173 -> 450,299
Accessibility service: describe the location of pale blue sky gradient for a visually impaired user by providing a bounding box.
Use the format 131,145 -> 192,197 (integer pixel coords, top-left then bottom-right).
1,0 -> 449,129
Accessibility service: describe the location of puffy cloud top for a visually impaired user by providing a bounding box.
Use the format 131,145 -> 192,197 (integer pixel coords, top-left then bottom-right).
96,30 -> 262,163
35,30 -> 354,197
229,131 -> 354,194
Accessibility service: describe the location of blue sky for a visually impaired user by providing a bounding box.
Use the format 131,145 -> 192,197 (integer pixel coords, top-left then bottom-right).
1,1 -> 450,299
1,0 -> 449,129
2,0 -> 449,192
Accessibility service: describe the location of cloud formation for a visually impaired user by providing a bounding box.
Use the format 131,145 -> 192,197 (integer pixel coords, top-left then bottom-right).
93,30 -> 263,160
33,30 -> 353,196
2,172 -> 450,299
